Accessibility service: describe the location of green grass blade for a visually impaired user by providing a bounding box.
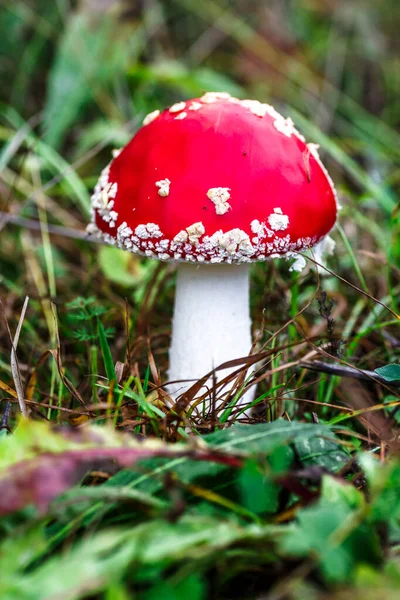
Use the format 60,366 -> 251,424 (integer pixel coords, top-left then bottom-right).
97,318 -> 116,383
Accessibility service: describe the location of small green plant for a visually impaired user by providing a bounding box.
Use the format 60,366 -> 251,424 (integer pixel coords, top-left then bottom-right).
65,296 -> 115,343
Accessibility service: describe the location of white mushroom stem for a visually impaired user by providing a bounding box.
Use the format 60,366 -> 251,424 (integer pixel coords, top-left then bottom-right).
168,263 -> 256,412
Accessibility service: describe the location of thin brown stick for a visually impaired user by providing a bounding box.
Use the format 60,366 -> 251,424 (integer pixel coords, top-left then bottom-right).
0,296 -> 29,416
1,212 -> 103,243
299,359 -> 400,387
304,253 -> 400,321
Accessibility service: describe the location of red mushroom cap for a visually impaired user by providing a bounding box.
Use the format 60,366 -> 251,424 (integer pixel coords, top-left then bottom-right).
88,92 -> 338,264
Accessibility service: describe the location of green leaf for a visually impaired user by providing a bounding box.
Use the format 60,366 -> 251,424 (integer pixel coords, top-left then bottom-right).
374,364 -> 400,382
127,422 -> 347,492
279,476 -> 382,583
143,574 -> 205,600
238,458 -> 284,515
77,422 -> 348,529
269,445 -> 294,474
97,318 -> 117,382
359,454 -> 400,542
294,433 -> 350,471
98,246 -> 142,287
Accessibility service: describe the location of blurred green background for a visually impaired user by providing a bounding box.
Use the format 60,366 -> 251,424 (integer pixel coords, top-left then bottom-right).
1,0 -> 400,408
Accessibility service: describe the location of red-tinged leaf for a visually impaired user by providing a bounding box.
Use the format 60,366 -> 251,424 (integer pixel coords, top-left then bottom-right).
0,420 -> 241,516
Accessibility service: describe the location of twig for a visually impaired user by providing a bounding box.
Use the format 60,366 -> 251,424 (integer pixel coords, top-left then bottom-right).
0,212 -> 103,244
0,402 -> 12,431
11,296 -> 30,416
0,296 -> 30,416
299,359 -> 400,388
304,252 -> 400,321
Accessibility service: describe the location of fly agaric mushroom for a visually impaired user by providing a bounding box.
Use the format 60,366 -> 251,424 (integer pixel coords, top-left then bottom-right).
87,92 -> 338,410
